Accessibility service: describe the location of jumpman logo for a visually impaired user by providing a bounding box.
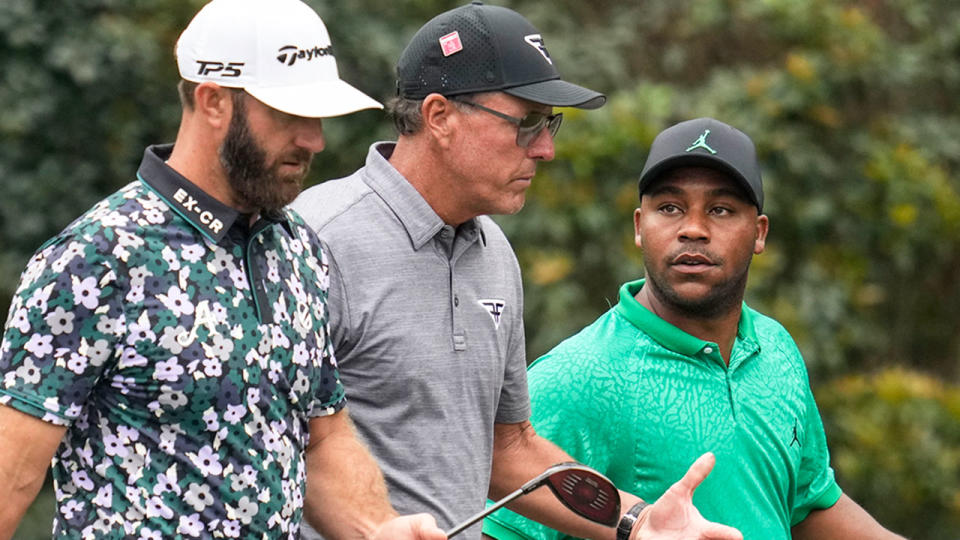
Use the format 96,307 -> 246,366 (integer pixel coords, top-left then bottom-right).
790,419 -> 802,448
686,129 -> 717,154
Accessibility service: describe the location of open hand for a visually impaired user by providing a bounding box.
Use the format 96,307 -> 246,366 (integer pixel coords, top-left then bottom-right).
631,453 -> 742,540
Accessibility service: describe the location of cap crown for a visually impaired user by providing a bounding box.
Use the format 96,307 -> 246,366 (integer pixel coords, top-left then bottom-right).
396,2 -> 604,109
638,118 -> 764,211
174,0 -> 381,117
398,2 -> 557,98
176,0 -> 339,89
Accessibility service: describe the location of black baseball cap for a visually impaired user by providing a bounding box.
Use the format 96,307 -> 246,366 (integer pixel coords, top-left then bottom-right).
637,117 -> 764,211
396,1 -> 606,109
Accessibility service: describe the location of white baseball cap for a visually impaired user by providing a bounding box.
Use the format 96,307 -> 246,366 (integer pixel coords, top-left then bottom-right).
176,0 -> 383,118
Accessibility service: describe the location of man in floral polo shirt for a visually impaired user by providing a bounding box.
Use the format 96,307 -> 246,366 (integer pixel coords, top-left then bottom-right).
0,1 -> 445,539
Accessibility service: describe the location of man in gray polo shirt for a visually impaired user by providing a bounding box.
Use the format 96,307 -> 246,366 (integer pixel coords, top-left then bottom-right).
292,4 -> 741,540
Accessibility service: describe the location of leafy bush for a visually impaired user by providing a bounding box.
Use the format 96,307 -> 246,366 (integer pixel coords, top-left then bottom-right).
3,0 -> 959,536
818,368 -> 960,539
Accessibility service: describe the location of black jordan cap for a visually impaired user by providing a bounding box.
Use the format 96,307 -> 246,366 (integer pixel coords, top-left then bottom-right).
638,117 -> 764,211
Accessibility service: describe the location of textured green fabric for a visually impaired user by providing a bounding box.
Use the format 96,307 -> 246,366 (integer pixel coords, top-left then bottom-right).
483,279 -> 841,540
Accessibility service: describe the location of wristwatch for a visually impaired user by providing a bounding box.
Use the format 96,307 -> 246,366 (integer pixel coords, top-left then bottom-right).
616,501 -> 650,540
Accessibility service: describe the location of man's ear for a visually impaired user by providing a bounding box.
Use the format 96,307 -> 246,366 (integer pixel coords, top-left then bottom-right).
192,82 -> 235,130
754,214 -> 769,255
634,207 -> 643,248
420,93 -> 458,148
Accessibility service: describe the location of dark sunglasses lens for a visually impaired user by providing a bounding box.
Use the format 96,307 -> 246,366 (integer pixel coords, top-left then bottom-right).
519,113 -> 547,130
517,114 -> 548,146
517,113 -> 563,146
548,113 -> 563,137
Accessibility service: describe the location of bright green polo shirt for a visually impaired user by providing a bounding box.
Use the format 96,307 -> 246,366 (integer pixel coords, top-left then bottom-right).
483,279 -> 841,540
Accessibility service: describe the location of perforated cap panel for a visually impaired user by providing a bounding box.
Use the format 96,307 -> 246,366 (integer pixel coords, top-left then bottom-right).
396,2 -> 605,108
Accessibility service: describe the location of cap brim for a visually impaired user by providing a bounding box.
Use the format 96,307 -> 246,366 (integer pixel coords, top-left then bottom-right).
246,79 -> 383,118
639,154 -> 762,210
503,79 -> 606,110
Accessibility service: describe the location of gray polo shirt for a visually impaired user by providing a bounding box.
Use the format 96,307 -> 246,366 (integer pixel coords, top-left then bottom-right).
290,142 -> 530,538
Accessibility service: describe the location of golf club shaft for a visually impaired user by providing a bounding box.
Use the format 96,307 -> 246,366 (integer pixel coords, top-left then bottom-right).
444,487 -> 524,538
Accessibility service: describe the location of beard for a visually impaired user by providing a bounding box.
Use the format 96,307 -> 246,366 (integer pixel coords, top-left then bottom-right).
643,251 -> 750,320
219,96 -> 313,213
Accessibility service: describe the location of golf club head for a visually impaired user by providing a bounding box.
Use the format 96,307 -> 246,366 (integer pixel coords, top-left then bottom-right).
445,462 -> 620,538
541,462 -> 620,527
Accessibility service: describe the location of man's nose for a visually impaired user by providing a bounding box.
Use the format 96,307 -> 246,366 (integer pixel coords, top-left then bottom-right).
678,212 -> 710,241
295,118 -> 325,154
526,127 -> 556,161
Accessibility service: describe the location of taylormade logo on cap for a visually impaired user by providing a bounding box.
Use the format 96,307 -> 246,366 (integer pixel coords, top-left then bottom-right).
276,45 -> 335,66
176,0 -> 382,118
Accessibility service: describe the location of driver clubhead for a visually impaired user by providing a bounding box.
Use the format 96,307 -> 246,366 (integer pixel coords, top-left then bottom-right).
445,461 -> 620,538
542,462 -> 620,527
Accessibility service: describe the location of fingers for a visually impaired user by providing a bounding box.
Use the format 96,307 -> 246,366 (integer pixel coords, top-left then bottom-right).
409,513 -> 447,540
375,513 -> 446,540
672,452 -> 716,496
702,522 -> 744,540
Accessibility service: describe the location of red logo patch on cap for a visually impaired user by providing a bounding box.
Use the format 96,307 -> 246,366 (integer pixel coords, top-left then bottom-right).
439,31 -> 463,57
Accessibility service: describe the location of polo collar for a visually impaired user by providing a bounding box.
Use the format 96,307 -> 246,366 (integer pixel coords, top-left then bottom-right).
360,142 -> 481,250
615,279 -> 759,358
136,144 -> 291,243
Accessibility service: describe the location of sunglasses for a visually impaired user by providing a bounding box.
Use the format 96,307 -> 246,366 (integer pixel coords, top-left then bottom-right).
455,99 -> 563,147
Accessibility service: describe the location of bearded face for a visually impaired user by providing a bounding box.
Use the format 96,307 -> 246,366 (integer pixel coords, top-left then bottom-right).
219,93 -> 314,213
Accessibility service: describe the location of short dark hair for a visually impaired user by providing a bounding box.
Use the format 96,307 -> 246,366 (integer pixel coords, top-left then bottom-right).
178,80 -> 244,111
178,79 -> 199,110
386,95 -> 424,135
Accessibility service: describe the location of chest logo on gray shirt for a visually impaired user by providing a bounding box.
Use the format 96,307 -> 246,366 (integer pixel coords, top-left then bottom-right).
479,299 -> 506,329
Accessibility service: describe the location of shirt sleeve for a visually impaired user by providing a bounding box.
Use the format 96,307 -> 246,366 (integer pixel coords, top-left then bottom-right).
0,234 -> 124,425
316,237 -> 352,362
303,231 -> 346,417
494,246 -> 531,424
790,382 -> 843,525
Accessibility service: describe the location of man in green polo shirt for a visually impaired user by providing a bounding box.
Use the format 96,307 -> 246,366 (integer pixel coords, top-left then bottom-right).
483,118 -> 905,540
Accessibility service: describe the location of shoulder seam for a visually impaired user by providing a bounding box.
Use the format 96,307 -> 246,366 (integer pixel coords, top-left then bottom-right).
312,185 -> 379,233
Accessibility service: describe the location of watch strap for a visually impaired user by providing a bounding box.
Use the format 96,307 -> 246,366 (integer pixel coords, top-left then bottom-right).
616,501 -> 650,540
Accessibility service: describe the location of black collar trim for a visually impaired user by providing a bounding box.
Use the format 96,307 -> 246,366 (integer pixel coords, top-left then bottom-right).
136,144 -> 291,243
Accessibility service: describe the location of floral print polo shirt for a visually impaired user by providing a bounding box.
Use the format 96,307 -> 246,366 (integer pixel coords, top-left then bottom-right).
0,145 -> 346,539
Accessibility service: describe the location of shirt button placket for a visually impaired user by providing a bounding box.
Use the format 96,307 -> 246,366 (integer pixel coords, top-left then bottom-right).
449,249 -> 466,351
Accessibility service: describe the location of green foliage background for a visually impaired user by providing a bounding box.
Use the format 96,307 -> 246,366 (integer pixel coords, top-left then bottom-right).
1,0 -> 959,538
